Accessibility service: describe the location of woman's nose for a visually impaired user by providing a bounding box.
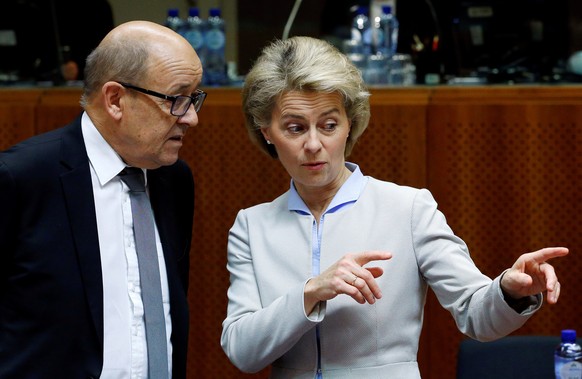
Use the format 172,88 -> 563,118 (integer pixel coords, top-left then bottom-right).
304,130 -> 322,152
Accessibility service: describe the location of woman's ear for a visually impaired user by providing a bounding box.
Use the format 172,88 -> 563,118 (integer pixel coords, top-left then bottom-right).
260,128 -> 271,144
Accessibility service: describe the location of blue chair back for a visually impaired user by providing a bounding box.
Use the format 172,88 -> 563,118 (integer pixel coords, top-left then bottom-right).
456,335 -> 581,379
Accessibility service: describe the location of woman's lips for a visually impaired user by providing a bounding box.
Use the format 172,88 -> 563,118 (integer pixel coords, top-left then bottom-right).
303,161 -> 326,170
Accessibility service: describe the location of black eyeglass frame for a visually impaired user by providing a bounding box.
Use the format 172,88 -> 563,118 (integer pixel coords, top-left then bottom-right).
116,81 -> 207,116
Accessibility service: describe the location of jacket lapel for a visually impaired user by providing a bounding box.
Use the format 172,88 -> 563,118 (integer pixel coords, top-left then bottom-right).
59,118 -> 104,347
148,171 -> 181,286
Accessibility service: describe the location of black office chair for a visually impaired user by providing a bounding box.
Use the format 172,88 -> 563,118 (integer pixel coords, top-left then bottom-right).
456,335 -> 565,379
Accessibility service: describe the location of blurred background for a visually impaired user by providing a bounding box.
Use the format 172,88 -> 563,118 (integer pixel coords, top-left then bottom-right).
2,0 -> 582,85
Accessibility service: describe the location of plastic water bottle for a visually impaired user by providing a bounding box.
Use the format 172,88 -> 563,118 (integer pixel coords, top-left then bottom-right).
555,329 -> 582,379
350,6 -> 373,56
205,7 -> 227,86
182,7 -> 207,75
376,5 -> 399,57
182,8 -> 206,51
164,8 -> 183,32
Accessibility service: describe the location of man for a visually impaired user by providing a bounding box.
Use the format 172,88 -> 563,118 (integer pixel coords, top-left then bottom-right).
0,21 -> 205,378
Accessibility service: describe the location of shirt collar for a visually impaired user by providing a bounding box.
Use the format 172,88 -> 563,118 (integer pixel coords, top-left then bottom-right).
81,112 -> 136,186
288,162 -> 366,214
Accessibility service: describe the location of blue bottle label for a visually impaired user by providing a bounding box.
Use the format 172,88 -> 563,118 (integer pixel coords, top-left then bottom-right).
184,30 -> 204,50
206,30 -> 225,50
556,358 -> 582,379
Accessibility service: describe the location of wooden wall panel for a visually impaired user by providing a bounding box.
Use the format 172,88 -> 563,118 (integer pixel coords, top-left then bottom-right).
426,86 -> 582,379
36,88 -> 84,133
354,88 -> 430,189
1,86 -> 579,379
0,89 -> 41,150
182,89 -> 282,379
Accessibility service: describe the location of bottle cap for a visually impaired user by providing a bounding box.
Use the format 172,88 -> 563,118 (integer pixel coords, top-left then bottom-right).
209,8 -> 221,17
382,5 -> 393,14
353,6 -> 369,16
168,8 -> 179,17
562,329 -> 577,343
189,7 -> 200,17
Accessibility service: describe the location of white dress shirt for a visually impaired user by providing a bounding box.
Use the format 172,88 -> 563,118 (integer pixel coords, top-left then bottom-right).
81,112 -> 173,378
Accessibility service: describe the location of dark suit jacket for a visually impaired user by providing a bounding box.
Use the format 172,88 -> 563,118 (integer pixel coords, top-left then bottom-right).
0,115 -> 194,378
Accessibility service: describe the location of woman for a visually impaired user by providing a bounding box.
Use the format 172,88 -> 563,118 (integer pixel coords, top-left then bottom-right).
220,36 -> 568,378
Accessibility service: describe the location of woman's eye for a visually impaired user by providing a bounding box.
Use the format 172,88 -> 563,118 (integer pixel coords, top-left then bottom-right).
322,122 -> 337,131
287,124 -> 304,133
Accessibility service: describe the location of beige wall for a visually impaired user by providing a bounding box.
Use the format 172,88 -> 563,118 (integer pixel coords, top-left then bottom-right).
108,0 -> 238,65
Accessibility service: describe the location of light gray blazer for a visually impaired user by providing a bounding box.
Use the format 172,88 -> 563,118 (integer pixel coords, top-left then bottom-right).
221,177 -> 539,378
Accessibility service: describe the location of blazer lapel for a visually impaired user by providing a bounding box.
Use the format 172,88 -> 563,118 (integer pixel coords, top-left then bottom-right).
148,172 -> 181,281
59,118 -> 104,346
148,169 -> 190,298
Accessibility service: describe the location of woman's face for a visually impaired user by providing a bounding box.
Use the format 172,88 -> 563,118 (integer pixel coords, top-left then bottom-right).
261,91 -> 351,194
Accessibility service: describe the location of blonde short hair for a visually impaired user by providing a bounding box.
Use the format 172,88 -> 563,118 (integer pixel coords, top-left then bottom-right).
242,36 -> 371,158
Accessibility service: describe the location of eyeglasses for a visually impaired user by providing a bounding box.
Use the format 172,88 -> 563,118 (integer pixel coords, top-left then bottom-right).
116,81 -> 207,116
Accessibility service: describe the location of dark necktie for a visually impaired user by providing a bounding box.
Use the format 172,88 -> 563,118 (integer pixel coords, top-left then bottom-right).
118,167 -> 169,379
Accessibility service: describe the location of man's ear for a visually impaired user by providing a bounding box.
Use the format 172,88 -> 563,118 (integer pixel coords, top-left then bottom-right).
102,81 -> 124,120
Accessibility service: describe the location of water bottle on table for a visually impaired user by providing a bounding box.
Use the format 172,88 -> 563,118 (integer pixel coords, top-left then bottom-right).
182,7 -> 207,81
350,6 -> 372,56
164,8 -> 183,32
205,7 -> 227,86
555,329 -> 582,379
376,5 -> 399,58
